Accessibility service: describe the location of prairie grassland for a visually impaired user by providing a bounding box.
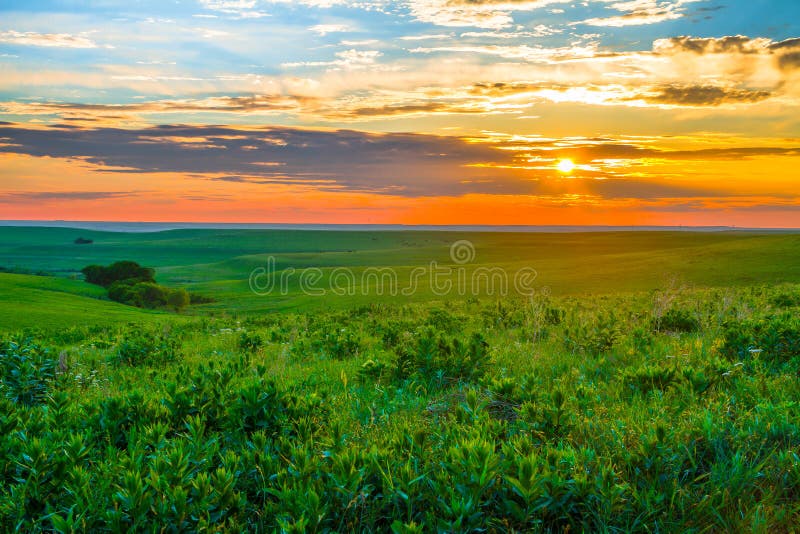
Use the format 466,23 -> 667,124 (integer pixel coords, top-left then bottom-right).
1,229 -> 800,531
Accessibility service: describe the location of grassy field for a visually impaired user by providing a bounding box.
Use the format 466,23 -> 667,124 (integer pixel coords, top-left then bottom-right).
2,282 -> 800,531
3,226 -> 800,323
2,227 -> 800,531
0,273 -> 172,331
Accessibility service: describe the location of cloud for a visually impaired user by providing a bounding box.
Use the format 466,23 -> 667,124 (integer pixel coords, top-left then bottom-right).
0,191 -> 138,203
575,0 -> 699,27
0,124 -> 519,196
309,24 -> 351,36
197,0 -> 269,18
0,30 -> 99,48
398,33 -> 453,41
460,26 -> 562,39
769,38 -> 800,71
409,42 -> 609,62
653,35 -> 800,75
0,95 -> 313,122
407,0 -> 572,30
1,124 -> 797,199
634,84 -> 772,106
282,49 -> 383,70
654,35 -> 773,55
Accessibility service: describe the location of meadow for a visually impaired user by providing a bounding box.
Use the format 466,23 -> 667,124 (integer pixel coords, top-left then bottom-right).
1,227 -> 800,531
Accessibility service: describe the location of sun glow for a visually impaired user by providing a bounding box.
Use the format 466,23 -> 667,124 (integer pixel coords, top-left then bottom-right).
557,159 -> 576,173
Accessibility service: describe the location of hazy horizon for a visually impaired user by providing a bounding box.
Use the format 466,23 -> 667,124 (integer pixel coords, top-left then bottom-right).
2,219 -> 799,233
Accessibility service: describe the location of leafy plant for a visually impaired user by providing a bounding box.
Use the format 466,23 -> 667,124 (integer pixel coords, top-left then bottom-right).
114,328 -> 180,366
0,339 -> 57,406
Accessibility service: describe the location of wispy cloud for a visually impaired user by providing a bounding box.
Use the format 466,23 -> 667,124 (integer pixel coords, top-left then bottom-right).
309,24 -> 351,36
0,30 -> 100,48
575,0 -> 700,28
407,0 -> 572,29
282,49 -> 383,70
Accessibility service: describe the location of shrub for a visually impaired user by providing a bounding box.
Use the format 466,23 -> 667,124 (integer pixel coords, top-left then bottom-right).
720,314 -> 800,366
770,292 -> 800,308
114,329 -> 180,367
317,328 -> 362,360
167,288 -> 190,312
189,292 -> 215,305
81,261 -> 155,288
564,311 -> 620,356
0,339 -> 57,406
238,331 -> 264,353
653,306 -> 700,333
395,329 -> 490,384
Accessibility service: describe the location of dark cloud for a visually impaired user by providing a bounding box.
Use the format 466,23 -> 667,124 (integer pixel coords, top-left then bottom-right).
0,124 -> 798,199
333,102 -> 487,118
653,35 -> 800,72
777,52 -> 800,70
639,84 -> 772,106
655,35 -> 766,54
768,38 -> 800,51
0,124 -> 521,196
0,191 -> 138,202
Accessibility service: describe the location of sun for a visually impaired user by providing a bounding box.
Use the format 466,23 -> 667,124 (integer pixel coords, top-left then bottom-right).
556,159 -> 575,173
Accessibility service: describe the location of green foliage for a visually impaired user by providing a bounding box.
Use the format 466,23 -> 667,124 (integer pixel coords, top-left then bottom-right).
1,284 -> 800,532
720,314 -> 800,367
0,339 -> 57,406
654,306 -> 700,333
238,331 -> 264,353
769,291 -> 800,308
81,261 -> 155,288
114,328 -> 180,367
167,288 -> 191,312
395,329 -> 491,385
564,310 -> 620,355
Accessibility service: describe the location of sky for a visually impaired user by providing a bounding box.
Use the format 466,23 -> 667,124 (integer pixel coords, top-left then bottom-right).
0,0 -> 799,226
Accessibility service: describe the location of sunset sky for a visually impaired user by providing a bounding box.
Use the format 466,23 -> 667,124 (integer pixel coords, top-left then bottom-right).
1,0 -> 799,226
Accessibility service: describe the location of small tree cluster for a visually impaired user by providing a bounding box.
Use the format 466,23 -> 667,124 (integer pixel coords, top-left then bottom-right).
82,261 -> 192,312
81,261 -> 155,288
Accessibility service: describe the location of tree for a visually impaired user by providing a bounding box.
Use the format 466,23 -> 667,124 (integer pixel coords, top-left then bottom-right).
167,288 -> 190,313
131,282 -> 169,309
81,261 -> 155,288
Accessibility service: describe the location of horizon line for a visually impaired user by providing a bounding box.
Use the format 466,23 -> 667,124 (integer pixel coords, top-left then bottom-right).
2,219 -> 800,234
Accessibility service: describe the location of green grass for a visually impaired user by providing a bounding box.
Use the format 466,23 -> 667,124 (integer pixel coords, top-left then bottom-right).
3,227 -> 800,321
2,284 -> 799,531
2,227 -> 800,530
0,273 -> 171,331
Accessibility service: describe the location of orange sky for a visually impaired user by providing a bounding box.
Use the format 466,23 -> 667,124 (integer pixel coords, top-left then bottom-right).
1,1 -> 799,226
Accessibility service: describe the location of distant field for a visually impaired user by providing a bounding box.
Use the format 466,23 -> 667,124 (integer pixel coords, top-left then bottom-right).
2,226 -> 800,328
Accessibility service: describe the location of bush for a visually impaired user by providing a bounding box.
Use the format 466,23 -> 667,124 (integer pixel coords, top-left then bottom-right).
653,307 -> 699,333
395,329 -> 490,384
81,261 -> 155,288
0,339 -> 57,406
238,331 -> 264,353
114,329 -> 180,367
564,311 -> 620,356
316,328 -> 362,360
770,292 -> 800,308
109,281 -> 173,309
720,314 -> 800,366
166,288 -> 190,312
